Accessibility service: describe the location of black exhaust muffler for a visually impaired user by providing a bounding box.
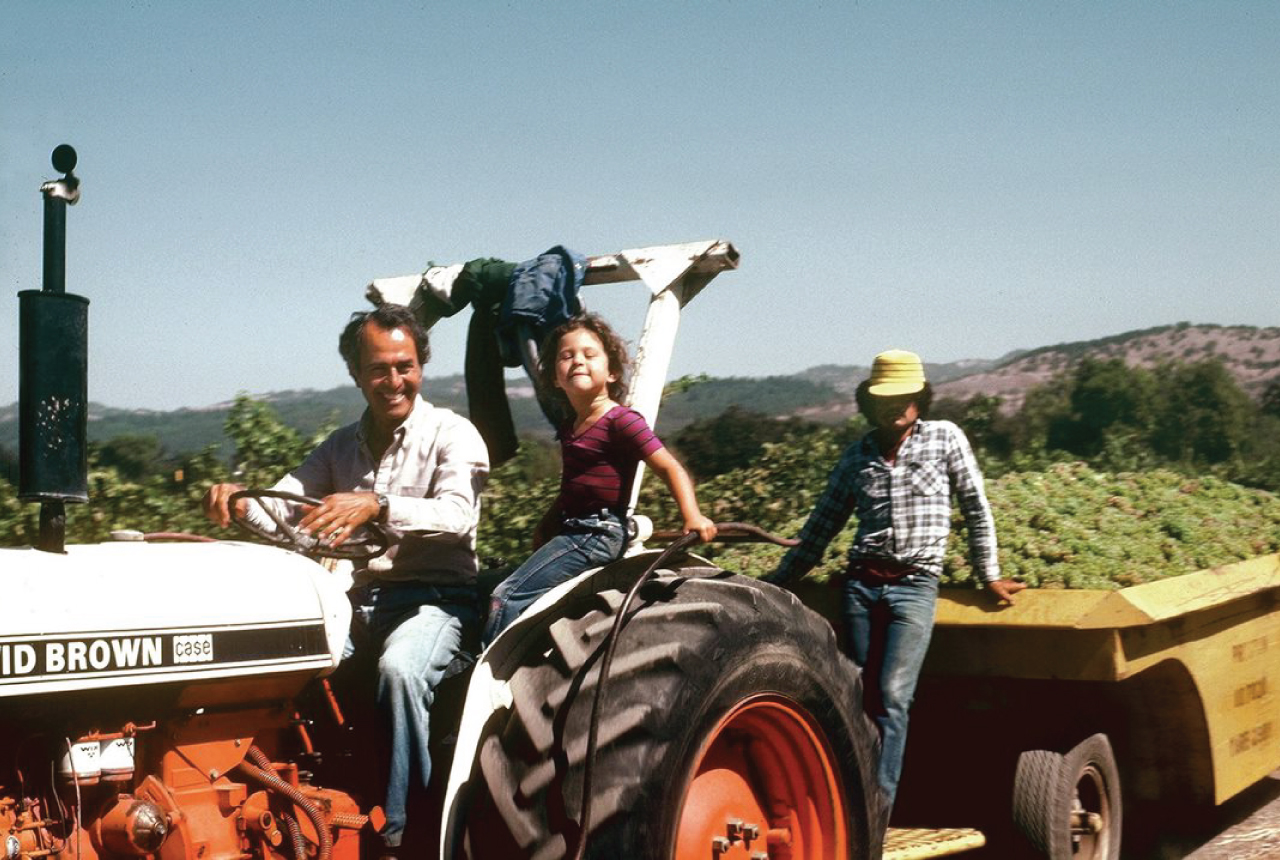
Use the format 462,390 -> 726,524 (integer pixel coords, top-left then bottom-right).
18,145 -> 89,553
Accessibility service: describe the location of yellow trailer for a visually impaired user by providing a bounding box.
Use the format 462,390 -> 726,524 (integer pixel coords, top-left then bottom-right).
878,552 -> 1280,858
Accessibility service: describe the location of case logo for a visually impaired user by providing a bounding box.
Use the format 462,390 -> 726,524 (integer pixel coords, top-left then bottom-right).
173,633 -> 214,664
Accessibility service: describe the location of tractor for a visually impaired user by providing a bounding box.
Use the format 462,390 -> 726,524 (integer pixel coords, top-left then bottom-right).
1,147 -> 886,860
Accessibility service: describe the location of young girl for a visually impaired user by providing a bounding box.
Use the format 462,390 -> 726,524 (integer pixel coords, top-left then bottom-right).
482,313 -> 716,645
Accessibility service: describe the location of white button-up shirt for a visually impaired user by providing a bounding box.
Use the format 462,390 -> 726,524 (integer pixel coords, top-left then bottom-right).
259,396 -> 490,586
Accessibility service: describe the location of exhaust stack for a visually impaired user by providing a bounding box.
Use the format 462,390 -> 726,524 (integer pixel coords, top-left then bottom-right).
18,145 -> 89,553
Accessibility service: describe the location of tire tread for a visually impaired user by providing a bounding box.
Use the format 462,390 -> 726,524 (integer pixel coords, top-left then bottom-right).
459,567 -> 878,859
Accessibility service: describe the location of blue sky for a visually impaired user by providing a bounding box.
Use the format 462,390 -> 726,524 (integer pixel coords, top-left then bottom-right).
3,1 -> 1277,410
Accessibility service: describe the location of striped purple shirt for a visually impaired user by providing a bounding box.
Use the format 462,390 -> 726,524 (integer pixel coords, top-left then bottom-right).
557,405 -> 664,519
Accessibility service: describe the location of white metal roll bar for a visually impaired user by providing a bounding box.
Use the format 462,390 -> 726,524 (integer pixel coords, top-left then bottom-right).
366,240 -> 739,521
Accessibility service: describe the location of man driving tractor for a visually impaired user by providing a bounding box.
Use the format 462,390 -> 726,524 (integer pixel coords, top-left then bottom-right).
203,304 -> 489,857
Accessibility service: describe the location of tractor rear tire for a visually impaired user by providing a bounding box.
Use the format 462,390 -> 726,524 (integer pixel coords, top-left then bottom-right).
455,559 -> 883,859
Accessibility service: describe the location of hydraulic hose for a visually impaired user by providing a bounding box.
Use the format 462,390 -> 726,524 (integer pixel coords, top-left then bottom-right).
570,522 -> 796,860
280,812 -> 309,860
235,746 -> 334,860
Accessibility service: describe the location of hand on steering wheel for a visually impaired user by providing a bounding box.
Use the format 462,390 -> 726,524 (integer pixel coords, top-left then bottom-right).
228,489 -> 390,561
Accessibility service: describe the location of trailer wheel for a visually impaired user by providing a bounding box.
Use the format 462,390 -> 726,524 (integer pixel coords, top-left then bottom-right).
1062,734 -> 1122,859
1013,749 -> 1066,855
1012,735 -> 1121,859
456,562 -> 883,859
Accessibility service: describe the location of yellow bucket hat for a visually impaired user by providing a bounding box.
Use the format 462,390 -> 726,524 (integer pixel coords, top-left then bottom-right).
867,349 -> 927,396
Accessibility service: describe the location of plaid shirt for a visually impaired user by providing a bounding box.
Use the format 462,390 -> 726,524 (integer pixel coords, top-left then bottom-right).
772,419 -> 999,583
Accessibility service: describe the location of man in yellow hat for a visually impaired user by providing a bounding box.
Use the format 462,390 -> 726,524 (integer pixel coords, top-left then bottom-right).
767,349 -> 1023,816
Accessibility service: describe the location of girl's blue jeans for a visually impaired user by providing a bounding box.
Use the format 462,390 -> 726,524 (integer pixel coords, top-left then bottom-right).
842,572 -> 939,811
482,511 -> 626,646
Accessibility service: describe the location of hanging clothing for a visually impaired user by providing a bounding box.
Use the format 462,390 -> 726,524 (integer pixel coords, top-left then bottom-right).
459,247 -> 588,465
456,258 -> 519,464
496,245 -> 587,366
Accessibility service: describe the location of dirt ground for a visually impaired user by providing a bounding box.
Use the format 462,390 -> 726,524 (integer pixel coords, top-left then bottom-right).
956,769 -> 1280,859
1180,769 -> 1280,860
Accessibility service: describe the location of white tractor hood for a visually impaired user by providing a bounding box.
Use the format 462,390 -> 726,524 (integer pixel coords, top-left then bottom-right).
0,541 -> 351,698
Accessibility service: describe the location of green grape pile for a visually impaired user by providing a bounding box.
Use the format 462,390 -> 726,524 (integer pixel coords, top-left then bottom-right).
962,463 -> 1280,589
700,462 -> 1280,591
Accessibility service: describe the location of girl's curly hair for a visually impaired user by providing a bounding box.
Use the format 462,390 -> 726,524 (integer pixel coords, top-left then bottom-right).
537,313 -> 631,406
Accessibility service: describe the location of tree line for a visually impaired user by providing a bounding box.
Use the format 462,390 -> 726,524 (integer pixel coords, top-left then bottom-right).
673,356 -> 1280,492
1,357 -> 1278,577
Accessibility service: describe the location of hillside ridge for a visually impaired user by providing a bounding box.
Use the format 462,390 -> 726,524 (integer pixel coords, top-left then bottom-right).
936,322 -> 1280,412
2,323 -> 1276,454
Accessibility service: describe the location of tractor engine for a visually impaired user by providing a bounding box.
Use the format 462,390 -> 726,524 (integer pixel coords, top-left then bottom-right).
0,541 -> 375,860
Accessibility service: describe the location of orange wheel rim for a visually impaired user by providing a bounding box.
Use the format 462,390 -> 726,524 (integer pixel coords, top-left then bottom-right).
674,694 -> 848,860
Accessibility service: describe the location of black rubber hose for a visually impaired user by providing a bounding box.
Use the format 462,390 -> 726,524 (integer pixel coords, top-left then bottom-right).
570,522 -> 794,860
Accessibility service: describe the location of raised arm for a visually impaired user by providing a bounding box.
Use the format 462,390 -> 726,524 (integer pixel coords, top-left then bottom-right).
644,447 -> 717,542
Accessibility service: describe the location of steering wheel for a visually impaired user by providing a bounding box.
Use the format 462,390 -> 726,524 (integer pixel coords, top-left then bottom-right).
228,489 -> 390,561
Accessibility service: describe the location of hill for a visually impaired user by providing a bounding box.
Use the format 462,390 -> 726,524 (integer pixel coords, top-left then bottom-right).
2,323 -> 1276,457
795,355 -> 1018,394
0,372 -> 838,457
0,377 -> 464,459
935,323 -> 1280,412
792,324 -> 1280,420
789,356 -> 1016,421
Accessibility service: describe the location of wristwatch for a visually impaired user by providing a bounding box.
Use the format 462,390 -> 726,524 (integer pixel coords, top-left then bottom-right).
376,494 -> 390,524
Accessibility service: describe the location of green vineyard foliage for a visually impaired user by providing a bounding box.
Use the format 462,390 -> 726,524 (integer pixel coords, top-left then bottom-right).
3,397 -> 1278,594
698,459 -> 1280,590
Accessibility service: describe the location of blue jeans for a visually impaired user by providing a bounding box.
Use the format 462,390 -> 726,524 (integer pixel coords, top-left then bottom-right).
842,573 -> 939,810
482,511 -> 625,645
344,582 -> 475,848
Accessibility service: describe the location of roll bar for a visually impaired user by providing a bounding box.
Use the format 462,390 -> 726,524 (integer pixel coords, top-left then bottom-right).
365,239 -> 739,520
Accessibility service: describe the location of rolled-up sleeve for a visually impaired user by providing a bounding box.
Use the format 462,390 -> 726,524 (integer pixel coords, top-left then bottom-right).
241,438 -> 341,532
237,401 -> 490,585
